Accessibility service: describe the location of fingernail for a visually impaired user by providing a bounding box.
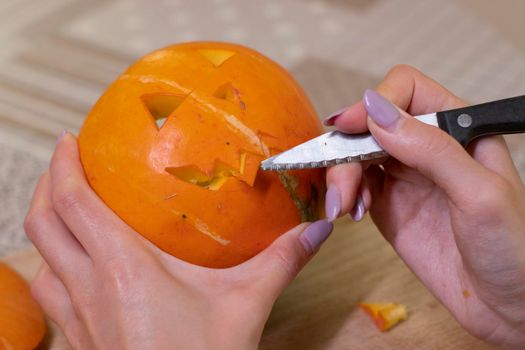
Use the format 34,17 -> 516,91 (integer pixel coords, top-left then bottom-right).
363,89 -> 399,128
323,107 -> 348,126
350,194 -> 365,222
56,130 -> 67,145
325,184 -> 341,221
300,219 -> 334,254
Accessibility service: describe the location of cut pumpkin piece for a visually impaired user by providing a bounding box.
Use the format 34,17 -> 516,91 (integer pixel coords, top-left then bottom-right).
359,302 -> 408,331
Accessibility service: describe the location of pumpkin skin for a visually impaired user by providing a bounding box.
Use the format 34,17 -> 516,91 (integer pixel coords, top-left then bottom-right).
79,42 -> 324,268
0,263 -> 46,349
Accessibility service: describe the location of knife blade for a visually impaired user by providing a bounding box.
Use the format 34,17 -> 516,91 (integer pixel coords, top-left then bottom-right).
261,94 -> 525,171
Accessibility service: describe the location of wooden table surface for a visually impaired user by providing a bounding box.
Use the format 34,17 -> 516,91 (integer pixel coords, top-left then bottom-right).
3,216 -> 496,349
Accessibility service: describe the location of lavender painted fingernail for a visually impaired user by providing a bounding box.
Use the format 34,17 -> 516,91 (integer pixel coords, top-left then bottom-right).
350,195 -> 365,222
325,184 -> 341,221
323,107 -> 348,126
363,89 -> 399,128
56,130 -> 67,145
300,219 -> 334,254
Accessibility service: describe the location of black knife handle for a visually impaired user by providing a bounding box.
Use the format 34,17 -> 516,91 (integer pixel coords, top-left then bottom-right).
436,95 -> 525,147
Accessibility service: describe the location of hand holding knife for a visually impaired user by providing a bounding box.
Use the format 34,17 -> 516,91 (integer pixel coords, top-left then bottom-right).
259,72 -> 525,349
261,94 -> 525,171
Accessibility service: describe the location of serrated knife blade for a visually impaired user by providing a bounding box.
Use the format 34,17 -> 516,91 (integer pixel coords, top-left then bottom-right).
260,113 -> 438,171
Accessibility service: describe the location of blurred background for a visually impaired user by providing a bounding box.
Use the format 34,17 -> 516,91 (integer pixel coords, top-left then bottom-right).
1,0 -> 523,348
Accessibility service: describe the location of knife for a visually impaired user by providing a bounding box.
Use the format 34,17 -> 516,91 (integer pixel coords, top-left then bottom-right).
260,94 -> 525,171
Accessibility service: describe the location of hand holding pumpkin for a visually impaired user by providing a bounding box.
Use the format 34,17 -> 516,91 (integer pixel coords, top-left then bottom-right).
25,133 -> 333,349
327,65 -> 525,348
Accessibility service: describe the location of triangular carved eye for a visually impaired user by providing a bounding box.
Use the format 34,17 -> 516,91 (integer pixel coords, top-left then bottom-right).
142,94 -> 187,130
197,49 -> 235,67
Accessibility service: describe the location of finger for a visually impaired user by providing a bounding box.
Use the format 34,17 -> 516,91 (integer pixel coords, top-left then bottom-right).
350,175 -> 372,222
25,173 -> 91,283
243,220 -> 333,300
49,132 -> 137,261
468,135 -> 522,186
326,162 -> 362,218
31,263 -> 75,329
364,164 -> 384,202
363,89 -> 492,206
330,65 -> 465,135
31,263 -> 93,349
375,64 -> 465,115
376,65 -> 520,186
327,101 -> 369,134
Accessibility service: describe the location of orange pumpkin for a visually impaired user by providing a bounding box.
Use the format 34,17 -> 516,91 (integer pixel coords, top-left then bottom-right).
79,42 -> 324,268
0,262 -> 46,349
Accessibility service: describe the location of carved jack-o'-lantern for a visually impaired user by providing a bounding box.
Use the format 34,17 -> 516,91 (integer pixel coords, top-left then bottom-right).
79,42 -> 324,268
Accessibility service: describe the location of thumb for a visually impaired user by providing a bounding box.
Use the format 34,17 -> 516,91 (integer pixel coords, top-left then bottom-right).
363,89 -> 490,202
244,220 -> 333,300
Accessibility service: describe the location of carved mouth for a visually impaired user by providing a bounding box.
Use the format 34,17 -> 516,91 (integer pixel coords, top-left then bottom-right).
165,153 -> 247,191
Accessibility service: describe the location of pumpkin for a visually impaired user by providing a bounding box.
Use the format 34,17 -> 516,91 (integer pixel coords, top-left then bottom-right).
0,262 -> 46,349
79,42 -> 324,268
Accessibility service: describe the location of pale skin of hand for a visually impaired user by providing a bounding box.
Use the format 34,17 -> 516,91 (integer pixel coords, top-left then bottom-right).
327,65 -> 525,348
24,133 -> 335,349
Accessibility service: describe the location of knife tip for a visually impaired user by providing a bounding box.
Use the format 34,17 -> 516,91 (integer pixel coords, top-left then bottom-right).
259,159 -> 273,171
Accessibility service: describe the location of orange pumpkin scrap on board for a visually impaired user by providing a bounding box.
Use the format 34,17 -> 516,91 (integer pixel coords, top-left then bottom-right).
359,302 -> 408,331
79,42 -> 325,268
0,262 -> 46,349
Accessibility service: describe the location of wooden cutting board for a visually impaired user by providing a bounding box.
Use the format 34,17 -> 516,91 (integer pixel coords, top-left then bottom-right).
3,216 -> 496,349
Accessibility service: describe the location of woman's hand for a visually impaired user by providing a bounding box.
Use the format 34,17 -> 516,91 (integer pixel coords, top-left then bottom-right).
326,65 -> 525,348
24,133 -> 334,350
